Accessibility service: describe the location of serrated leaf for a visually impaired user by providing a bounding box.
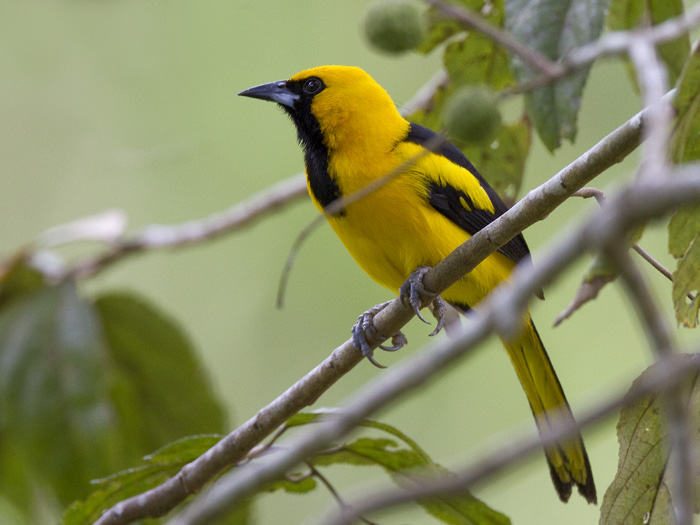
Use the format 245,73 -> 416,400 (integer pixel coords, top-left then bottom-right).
600,355 -> 700,524
95,292 -> 226,460
0,281 -> 118,505
608,0 -> 690,87
505,0 -> 610,151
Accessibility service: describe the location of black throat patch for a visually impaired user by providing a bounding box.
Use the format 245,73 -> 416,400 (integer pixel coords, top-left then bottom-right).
282,79 -> 342,211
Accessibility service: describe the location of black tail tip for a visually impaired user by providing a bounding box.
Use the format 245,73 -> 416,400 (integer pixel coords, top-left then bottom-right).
549,464 -> 597,505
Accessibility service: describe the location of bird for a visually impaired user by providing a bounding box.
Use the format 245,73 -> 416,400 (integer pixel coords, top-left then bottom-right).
238,65 -> 596,504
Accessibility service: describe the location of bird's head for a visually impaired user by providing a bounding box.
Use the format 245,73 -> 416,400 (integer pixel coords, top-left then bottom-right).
238,65 -> 406,152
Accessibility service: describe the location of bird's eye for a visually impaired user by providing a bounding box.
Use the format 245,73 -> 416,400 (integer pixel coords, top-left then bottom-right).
303,78 -> 324,95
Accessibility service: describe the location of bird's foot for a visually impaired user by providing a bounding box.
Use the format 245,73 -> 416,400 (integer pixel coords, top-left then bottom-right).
399,266 -> 445,337
351,301 -> 408,369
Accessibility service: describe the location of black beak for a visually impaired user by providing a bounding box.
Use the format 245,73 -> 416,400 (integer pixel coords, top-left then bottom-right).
237,80 -> 299,108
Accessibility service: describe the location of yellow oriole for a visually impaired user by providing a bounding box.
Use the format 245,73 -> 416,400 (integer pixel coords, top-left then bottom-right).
239,65 -> 596,503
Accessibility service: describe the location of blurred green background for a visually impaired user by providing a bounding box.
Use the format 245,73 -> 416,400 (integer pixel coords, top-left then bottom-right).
1,0 -> 697,523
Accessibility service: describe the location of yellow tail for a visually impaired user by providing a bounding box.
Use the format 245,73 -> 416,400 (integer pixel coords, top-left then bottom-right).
503,319 -> 596,503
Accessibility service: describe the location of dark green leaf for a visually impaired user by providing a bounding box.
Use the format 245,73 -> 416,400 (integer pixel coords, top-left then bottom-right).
444,31 -> 513,90
0,256 -> 46,309
600,355 -> 700,524
416,0 -> 485,54
0,281 -> 118,505
608,0 -> 690,87
460,116 -> 531,204
505,0 -> 610,151
95,292 -> 226,460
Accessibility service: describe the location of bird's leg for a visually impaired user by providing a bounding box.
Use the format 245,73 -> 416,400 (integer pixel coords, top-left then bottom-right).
351,301 -> 408,368
399,266 -> 445,337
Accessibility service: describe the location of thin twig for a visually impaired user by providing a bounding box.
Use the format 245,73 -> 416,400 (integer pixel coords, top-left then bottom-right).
306,464 -> 380,525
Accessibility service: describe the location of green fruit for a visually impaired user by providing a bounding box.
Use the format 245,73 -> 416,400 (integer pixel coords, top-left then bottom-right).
442,86 -> 502,144
363,1 -> 425,54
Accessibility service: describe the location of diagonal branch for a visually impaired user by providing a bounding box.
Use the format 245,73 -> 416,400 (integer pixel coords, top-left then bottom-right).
171,169 -> 700,525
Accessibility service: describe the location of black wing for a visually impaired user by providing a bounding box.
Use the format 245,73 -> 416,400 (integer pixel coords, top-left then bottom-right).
404,122 -> 531,265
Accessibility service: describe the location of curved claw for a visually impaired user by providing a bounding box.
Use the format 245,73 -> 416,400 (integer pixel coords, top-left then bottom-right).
379,332 -> 408,352
351,301 -> 407,368
399,266 -> 446,337
429,296 -> 446,337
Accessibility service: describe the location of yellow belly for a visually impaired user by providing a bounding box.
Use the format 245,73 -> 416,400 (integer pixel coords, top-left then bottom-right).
323,175 -> 516,309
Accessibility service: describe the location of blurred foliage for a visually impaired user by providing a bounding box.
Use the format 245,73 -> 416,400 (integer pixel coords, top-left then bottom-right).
608,0 -> 691,88
600,355 -> 700,525
0,259 -> 225,522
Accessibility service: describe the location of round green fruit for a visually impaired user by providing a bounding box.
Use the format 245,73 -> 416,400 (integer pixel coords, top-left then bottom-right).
364,1 -> 425,54
442,86 -> 502,144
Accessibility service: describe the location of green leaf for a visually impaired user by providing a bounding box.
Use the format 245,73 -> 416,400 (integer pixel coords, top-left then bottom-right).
670,226 -> 700,328
608,0 -> 690,87
600,355 -> 700,524
671,43 -> 700,164
95,292 -> 226,460
439,0 -> 514,91
62,434 -> 224,525
460,116 -> 531,204
0,256 -> 46,309
0,281 -> 119,505
417,0 -> 485,54
145,434 -> 223,464
505,0 -> 610,151
284,413 -> 509,523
